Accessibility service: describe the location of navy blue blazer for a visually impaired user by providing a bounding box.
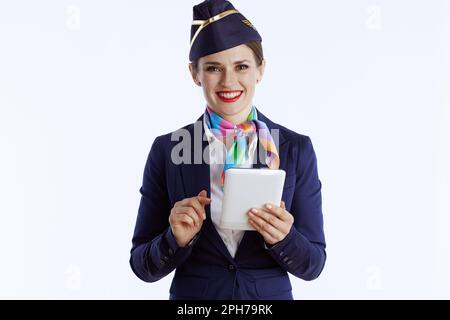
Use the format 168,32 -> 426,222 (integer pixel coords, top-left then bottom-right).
130,110 -> 326,300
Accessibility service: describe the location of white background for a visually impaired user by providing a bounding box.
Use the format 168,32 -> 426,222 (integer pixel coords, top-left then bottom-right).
0,0 -> 449,299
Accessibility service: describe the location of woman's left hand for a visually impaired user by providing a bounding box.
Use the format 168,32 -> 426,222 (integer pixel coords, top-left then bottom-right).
248,201 -> 294,246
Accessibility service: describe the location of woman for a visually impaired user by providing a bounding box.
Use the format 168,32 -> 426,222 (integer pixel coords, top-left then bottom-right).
130,0 -> 326,300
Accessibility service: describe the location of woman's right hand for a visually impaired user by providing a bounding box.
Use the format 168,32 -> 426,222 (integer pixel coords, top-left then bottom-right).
169,190 -> 211,247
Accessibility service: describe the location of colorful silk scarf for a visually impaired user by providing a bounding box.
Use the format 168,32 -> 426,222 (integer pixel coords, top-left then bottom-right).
204,106 -> 280,188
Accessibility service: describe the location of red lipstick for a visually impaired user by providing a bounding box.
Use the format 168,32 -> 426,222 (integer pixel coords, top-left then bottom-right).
216,90 -> 243,103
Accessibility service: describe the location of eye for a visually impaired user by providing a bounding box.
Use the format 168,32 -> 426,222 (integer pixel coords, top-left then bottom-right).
237,64 -> 249,71
206,66 -> 221,72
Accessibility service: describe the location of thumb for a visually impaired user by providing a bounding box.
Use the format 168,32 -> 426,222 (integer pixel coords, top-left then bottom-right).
198,190 -> 207,197
280,200 -> 286,209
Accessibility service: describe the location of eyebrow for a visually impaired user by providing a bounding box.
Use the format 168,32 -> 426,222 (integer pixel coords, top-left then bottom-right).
203,60 -> 251,65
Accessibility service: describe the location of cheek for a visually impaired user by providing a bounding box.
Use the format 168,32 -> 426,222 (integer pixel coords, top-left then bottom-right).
240,73 -> 257,89
201,77 -> 219,92
242,79 -> 256,93
201,80 -> 218,101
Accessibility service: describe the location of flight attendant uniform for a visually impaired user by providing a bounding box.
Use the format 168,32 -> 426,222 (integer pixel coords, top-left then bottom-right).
130,0 -> 326,300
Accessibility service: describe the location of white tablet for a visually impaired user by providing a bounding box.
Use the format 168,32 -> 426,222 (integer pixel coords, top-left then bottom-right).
220,168 -> 286,230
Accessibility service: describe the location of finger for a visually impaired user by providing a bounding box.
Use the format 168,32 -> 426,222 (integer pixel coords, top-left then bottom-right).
178,206 -> 201,227
264,203 -> 293,223
254,207 -> 291,235
174,209 -> 195,227
197,196 -> 211,205
186,198 -> 208,220
182,196 -> 211,208
178,191 -> 211,207
248,219 -> 279,244
180,214 -> 195,227
197,190 -> 211,205
173,207 -> 198,226
178,197 -> 208,219
249,207 -> 286,232
248,211 -> 285,241
280,201 -> 286,209
263,203 -> 284,219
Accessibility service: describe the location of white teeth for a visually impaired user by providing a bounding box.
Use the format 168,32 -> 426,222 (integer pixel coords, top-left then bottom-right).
218,91 -> 242,99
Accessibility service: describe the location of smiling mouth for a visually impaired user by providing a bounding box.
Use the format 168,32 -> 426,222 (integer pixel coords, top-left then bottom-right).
216,90 -> 243,103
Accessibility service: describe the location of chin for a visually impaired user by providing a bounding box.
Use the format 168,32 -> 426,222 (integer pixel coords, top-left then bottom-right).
219,100 -> 248,110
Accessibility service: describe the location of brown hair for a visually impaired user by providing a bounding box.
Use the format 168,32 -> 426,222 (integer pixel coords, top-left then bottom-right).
191,40 -> 264,72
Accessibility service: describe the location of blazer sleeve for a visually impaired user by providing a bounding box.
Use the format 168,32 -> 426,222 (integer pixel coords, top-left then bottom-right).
129,136 -> 196,282
266,135 -> 326,280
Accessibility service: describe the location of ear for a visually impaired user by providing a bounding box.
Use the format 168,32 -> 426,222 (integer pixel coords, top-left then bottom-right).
256,59 -> 266,84
188,63 -> 201,86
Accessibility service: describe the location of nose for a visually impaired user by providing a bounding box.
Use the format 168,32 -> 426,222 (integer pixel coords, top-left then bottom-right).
220,68 -> 238,88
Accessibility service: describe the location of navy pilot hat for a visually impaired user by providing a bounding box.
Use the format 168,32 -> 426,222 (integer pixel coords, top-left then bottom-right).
189,0 -> 262,62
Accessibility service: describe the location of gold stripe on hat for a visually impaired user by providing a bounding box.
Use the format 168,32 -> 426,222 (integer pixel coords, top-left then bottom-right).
190,9 -> 240,50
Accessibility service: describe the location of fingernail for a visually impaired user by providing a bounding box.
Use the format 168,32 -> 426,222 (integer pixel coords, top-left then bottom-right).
265,204 -> 272,209
251,208 -> 258,213
248,211 -> 254,217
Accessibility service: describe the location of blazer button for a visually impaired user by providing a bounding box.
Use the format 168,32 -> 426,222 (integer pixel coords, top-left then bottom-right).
228,264 -> 236,271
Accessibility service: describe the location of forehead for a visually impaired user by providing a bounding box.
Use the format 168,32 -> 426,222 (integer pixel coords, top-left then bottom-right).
199,44 -> 254,64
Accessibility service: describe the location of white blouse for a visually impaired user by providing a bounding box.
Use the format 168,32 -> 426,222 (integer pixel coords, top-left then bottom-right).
203,115 -> 258,258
